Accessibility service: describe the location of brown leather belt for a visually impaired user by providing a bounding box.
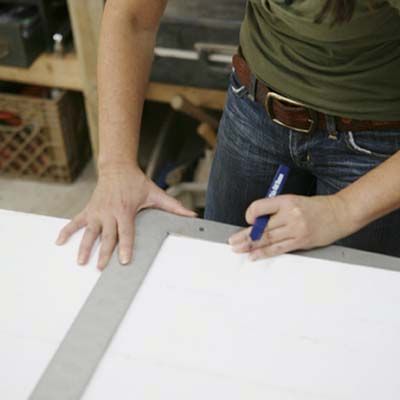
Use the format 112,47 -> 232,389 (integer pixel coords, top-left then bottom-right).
232,54 -> 400,134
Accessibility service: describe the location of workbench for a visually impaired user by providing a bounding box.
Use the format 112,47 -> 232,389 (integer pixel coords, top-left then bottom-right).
1,208 -> 399,399
27,209 -> 399,399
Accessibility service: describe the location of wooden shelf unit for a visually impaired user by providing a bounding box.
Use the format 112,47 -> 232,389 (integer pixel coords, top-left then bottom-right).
0,52 -> 81,91
0,0 -> 227,161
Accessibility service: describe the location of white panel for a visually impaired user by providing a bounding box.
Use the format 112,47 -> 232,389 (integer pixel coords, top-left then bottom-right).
0,210 -> 100,399
84,235 -> 400,400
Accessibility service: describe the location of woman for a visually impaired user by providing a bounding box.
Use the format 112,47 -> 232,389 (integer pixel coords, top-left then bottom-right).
57,0 -> 400,268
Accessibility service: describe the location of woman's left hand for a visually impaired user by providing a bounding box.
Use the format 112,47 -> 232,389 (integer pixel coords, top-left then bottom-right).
229,194 -> 356,261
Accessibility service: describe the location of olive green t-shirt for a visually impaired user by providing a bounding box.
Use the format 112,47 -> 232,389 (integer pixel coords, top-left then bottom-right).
240,0 -> 400,120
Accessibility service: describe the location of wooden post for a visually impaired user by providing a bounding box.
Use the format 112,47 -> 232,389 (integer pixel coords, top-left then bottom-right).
67,0 -> 104,163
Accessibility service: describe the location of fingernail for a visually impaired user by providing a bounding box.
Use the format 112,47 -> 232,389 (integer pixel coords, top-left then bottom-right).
249,253 -> 258,261
120,253 -> 130,265
78,257 -> 85,265
55,237 -> 63,245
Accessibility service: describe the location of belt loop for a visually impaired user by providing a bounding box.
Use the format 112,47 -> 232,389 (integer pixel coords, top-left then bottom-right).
249,74 -> 258,102
326,115 -> 338,140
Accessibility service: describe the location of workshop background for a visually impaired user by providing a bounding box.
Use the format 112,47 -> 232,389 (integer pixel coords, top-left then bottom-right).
0,0 -> 246,218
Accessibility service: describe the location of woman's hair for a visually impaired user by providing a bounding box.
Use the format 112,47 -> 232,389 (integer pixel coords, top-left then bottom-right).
314,0 -> 357,24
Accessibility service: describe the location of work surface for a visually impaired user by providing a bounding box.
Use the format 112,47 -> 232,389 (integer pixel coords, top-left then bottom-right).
1,209 -> 400,399
0,210 -> 100,399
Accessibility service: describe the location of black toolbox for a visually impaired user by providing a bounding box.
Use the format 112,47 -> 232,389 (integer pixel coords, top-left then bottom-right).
0,4 -> 45,67
0,0 -> 70,67
151,0 -> 247,90
0,0 -> 69,48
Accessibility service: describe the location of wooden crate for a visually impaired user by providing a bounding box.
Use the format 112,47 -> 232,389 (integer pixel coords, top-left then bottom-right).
0,90 -> 90,182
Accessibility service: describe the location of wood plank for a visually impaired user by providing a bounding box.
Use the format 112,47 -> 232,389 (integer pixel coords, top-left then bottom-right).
0,53 -> 82,91
147,82 -> 227,111
67,0 -> 104,161
0,52 -> 227,112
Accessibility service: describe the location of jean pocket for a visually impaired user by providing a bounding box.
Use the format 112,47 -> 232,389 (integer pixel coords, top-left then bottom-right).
344,130 -> 400,159
229,70 -> 248,99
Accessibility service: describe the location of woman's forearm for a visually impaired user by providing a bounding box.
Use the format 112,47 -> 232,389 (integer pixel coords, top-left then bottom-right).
97,0 -> 167,173
336,150 -> 400,232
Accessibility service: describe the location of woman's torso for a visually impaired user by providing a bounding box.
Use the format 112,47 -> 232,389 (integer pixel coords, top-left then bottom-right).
240,0 -> 400,120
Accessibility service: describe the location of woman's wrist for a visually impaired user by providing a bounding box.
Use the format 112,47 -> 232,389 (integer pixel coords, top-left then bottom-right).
97,159 -> 141,177
329,191 -> 365,237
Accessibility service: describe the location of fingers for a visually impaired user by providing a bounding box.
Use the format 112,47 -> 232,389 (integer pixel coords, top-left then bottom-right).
249,239 -> 299,261
250,227 -> 293,251
245,197 -> 281,225
117,216 -> 135,266
97,219 -> 117,270
228,211 -> 286,246
56,214 -> 86,245
229,227 -> 252,247
77,221 -> 101,266
152,187 -> 197,217
230,226 -> 292,253
264,212 -> 287,231
76,215 -> 133,270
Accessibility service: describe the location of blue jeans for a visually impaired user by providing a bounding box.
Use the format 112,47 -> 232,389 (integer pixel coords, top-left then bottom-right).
205,72 -> 400,257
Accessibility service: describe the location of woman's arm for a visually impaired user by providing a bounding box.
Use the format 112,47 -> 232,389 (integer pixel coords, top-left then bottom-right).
97,0 -> 166,169
229,150 -> 400,259
56,0 -> 196,269
337,150 -> 400,229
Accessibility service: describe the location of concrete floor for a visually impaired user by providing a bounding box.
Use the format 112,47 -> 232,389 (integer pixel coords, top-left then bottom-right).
0,160 -> 97,220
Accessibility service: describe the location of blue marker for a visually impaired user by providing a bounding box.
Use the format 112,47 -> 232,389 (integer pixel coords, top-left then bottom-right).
250,164 -> 290,241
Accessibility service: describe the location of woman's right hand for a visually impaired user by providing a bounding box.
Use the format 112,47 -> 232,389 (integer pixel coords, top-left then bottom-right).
55,164 -> 196,270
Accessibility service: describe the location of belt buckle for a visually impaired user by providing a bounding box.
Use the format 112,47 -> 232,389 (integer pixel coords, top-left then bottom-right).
265,91 -> 318,134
